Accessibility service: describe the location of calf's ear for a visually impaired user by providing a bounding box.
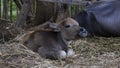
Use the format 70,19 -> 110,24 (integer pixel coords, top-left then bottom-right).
49,23 -> 61,32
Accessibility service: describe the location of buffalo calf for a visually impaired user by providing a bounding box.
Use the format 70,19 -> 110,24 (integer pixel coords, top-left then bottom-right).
22,18 -> 86,59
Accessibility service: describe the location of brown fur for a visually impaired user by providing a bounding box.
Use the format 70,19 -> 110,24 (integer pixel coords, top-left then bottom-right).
22,17 -> 81,59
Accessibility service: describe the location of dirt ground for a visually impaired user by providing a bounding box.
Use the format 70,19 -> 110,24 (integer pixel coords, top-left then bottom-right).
0,36 -> 120,68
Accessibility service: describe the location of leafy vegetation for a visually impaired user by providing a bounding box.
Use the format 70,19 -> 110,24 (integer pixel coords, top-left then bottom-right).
8,1 -> 18,21
0,0 -> 19,21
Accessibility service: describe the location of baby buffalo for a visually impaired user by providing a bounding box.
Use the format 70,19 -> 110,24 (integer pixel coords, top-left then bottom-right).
22,18 -> 87,59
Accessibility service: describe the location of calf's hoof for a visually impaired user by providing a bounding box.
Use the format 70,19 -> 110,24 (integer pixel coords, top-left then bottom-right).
58,50 -> 67,59
67,49 -> 75,57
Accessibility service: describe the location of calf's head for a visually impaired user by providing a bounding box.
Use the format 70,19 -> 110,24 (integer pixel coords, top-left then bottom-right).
49,17 -> 86,40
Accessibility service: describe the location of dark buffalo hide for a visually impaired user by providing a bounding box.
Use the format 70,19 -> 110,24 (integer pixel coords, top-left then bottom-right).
76,0 -> 120,37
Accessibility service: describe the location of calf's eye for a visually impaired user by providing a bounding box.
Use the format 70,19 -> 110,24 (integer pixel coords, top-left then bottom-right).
65,25 -> 70,28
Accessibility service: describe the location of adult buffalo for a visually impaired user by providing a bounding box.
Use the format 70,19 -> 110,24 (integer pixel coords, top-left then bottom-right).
76,0 -> 120,37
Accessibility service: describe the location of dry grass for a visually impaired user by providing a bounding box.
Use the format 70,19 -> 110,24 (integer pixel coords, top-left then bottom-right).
0,36 -> 120,68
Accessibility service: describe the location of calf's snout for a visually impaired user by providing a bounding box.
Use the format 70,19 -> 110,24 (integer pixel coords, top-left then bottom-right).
79,27 -> 89,37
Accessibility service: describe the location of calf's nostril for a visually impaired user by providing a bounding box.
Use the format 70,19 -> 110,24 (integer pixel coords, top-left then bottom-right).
79,27 -> 88,37
80,28 -> 84,32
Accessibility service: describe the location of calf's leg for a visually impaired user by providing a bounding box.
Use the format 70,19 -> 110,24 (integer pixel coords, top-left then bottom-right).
38,47 -> 67,59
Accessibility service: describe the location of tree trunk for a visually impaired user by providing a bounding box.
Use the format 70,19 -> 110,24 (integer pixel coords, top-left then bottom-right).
33,1 -> 55,26
15,0 -> 32,28
27,0 -> 69,28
